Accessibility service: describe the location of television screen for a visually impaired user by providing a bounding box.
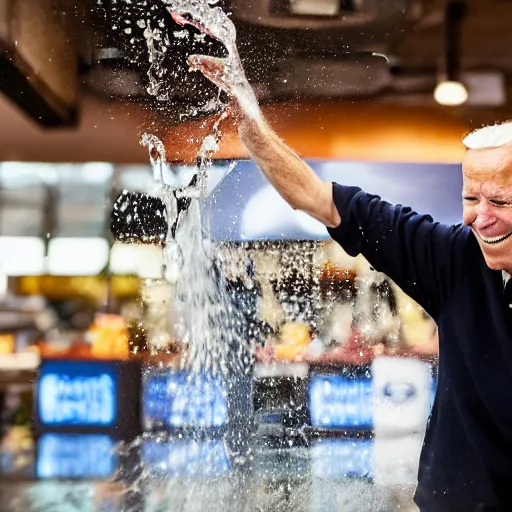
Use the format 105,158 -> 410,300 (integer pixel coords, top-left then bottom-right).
143,370 -> 228,429
37,434 -> 117,479
310,438 -> 374,479
205,160 -> 462,241
142,439 -> 230,478
37,361 -> 118,427
309,374 -> 373,429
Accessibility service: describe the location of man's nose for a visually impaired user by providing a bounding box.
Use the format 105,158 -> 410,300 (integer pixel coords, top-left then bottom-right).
473,203 -> 497,230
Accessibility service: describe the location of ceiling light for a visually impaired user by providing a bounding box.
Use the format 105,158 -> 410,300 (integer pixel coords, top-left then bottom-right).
434,1 -> 468,107
289,0 -> 341,16
434,80 -> 468,107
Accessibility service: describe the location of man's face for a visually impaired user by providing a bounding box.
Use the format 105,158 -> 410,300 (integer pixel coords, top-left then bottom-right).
462,142 -> 512,273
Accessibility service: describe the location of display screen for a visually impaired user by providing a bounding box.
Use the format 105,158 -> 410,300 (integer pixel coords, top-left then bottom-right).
309,374 -> 373,429
143,370 -> 228,429
37,434 -> 116,479
310,438 -> 374,479
142,439 -> 230,478
205,160 -> 462,241
38,361 -> 118,427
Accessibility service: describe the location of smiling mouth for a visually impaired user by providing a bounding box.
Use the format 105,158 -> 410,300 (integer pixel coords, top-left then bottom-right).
474,230 -> 512,245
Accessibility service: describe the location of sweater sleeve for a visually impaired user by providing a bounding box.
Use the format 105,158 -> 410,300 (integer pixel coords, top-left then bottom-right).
327,183 -> 471,319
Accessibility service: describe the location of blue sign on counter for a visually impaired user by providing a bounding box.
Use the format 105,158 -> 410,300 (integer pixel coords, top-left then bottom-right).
37,434 -> 116,479
37,361 -> 118,427
309,374 -> 373,429
143,371 -> 228,429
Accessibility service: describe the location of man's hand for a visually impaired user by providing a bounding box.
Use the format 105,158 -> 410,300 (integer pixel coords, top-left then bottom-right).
171,2 -> 338,229
187,53 -> 262,122
187,54 -> 237,97
169,3 -> 261,120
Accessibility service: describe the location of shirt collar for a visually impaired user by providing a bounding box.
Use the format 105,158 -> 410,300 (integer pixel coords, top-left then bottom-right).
503,271 -> 511,289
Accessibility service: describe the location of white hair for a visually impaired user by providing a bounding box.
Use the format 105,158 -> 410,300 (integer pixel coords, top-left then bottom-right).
463,122 -> 512,150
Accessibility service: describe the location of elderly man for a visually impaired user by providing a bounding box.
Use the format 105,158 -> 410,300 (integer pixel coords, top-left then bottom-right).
189,52 -> 512,511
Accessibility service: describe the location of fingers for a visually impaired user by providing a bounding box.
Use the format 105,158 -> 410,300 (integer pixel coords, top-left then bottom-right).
187,54 -> 259,121
187,54 -> 230,90
221,100 -> 244,124
187,54 -> 225,73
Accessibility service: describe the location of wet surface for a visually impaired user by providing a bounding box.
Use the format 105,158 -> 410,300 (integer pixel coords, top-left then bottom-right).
0,439 -> 419,512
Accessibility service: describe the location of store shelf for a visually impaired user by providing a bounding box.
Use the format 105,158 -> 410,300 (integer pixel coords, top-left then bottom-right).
0,353 -> 39,387
0,353 -> 39,371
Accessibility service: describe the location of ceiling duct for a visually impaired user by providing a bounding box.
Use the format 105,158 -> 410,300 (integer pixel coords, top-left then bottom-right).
82,0 -> 427,110
0,0 -> 78,127
83,47 -> 146,101
231,0 -> 418,46
270,53 -> 392,99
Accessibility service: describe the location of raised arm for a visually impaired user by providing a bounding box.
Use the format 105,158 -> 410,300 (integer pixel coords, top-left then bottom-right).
188,54 -> 340,228
188,55 -> 470,317
238,117 -> 340,228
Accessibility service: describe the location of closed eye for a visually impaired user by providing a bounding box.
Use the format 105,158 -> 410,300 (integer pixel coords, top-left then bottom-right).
490,199 -> 512,206
463,196 -> 477,202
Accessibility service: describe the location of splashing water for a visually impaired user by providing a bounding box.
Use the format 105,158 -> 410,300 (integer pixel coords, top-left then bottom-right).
163,0 -> 237,55
162,0 -> 262,121
142,21 -> 170,100
102,3 -> 421,512
140,114 -> 251,376
140,132 -> 169,183
134,120 -> 257,506
138,2 -> 260,376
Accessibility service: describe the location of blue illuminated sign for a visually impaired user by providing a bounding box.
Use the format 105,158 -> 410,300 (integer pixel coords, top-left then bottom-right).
311,439 -> 374,479
143,371 -> 228,429
37,434 -> 116,479
38,361 -> 118,427
309,374 -> 373,429
142,439 -> 230,478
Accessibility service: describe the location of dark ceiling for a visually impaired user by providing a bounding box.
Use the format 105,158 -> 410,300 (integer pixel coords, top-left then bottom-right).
2,0 -> 512,129
81,0 -> 434,109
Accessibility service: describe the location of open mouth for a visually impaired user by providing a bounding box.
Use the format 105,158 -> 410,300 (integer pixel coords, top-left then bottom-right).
474,230 -> 512,245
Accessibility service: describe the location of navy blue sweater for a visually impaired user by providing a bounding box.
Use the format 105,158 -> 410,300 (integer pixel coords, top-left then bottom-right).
327,184 -> 512,512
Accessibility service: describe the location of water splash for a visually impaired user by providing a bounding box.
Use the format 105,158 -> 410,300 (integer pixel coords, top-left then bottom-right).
142,21 -> 171,100
162,0 -> 262,121
140,105 -> 249,376
162,0 -> 237,55
140,132 -> 167,165
12,3 -> 433,512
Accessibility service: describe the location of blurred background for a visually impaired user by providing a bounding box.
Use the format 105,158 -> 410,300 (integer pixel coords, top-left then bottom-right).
0,0 -> 509,511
